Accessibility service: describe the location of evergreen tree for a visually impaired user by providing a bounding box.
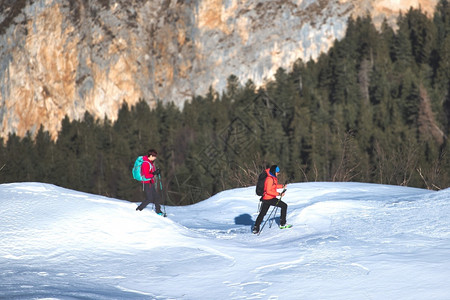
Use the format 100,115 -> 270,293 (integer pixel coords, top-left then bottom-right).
401,69 -> 422,128
392,13 -> 415,70
34,125 -> 54,182
406,7 -> 436,65
433,1 -> 450,91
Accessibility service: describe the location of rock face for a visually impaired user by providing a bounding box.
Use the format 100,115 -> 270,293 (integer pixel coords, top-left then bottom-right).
0,0 -> 437,139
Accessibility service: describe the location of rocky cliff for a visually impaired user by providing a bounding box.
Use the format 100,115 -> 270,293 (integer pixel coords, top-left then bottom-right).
0,0 -> 437,139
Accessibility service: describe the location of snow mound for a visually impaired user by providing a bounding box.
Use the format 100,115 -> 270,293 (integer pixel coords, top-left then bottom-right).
1,182 -> 450,299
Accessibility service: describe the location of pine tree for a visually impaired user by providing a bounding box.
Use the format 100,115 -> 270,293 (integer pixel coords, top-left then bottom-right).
406,8 -> 436,65
392,13 -> 415,70
34,125 -> 54,182
433,1 -> 450,91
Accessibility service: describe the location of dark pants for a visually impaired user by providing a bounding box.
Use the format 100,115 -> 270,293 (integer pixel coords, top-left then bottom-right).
137,183 -> 161,213
254,198 -> 287,228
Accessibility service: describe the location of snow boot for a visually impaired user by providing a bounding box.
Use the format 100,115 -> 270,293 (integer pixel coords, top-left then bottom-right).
279,224 -> 293,229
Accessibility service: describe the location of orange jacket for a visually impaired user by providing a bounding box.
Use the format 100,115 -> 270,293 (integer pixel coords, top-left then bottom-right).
262,168 -> 283,200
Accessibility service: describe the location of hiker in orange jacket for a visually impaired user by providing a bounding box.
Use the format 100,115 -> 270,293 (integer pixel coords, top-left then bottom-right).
253,165 -> 288,234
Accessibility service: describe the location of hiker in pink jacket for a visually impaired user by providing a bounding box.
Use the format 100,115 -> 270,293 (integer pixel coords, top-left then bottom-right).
136,149 -> 162,215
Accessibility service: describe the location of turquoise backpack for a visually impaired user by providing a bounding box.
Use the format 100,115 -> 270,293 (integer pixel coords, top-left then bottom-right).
132,156 -> 151,181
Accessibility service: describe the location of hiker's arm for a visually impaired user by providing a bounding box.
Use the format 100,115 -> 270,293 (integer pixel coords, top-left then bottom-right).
142,163 -> 154,179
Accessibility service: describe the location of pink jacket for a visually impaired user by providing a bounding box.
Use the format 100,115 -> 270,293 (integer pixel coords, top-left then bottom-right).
141,156 -> 155,184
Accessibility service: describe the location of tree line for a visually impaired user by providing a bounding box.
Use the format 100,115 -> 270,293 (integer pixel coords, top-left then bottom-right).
2,1 -> 450,205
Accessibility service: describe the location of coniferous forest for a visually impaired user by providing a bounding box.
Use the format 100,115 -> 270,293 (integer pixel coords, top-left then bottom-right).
2,2 -> 450,205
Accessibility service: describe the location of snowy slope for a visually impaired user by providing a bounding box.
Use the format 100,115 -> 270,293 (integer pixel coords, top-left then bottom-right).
1,182 -> 450,299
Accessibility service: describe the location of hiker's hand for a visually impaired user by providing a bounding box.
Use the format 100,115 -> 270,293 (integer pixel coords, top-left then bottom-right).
153,168 -> 161,176
279,191 -> 285,197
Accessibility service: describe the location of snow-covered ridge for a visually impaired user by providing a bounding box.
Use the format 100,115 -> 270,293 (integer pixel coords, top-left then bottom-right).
1,181 -> 449,299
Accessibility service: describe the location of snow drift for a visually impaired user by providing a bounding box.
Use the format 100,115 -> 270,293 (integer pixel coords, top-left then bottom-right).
1,181 -> 449,299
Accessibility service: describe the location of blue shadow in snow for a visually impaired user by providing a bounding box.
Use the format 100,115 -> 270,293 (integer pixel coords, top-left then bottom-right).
273,216 -> 280,226
234,214 -> 254,226
234,214 -> 280,230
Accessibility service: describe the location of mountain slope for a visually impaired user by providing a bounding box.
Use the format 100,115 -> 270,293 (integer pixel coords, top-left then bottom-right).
0,0 -> 437,139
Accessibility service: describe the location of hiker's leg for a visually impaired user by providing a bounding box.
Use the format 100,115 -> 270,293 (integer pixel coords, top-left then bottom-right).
276,200 -> 288,226
150,184 -> 161,213
254,201 -> 270,227
137,183 -> 152,211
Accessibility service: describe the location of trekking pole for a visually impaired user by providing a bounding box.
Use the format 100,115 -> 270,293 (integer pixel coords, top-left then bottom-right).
269,207 -> 279,228
269,182 -> 288,228
154,162 -> 166,216
158,173 -> 166,216
258,188 -> 286,235
259,206 -> 277,235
